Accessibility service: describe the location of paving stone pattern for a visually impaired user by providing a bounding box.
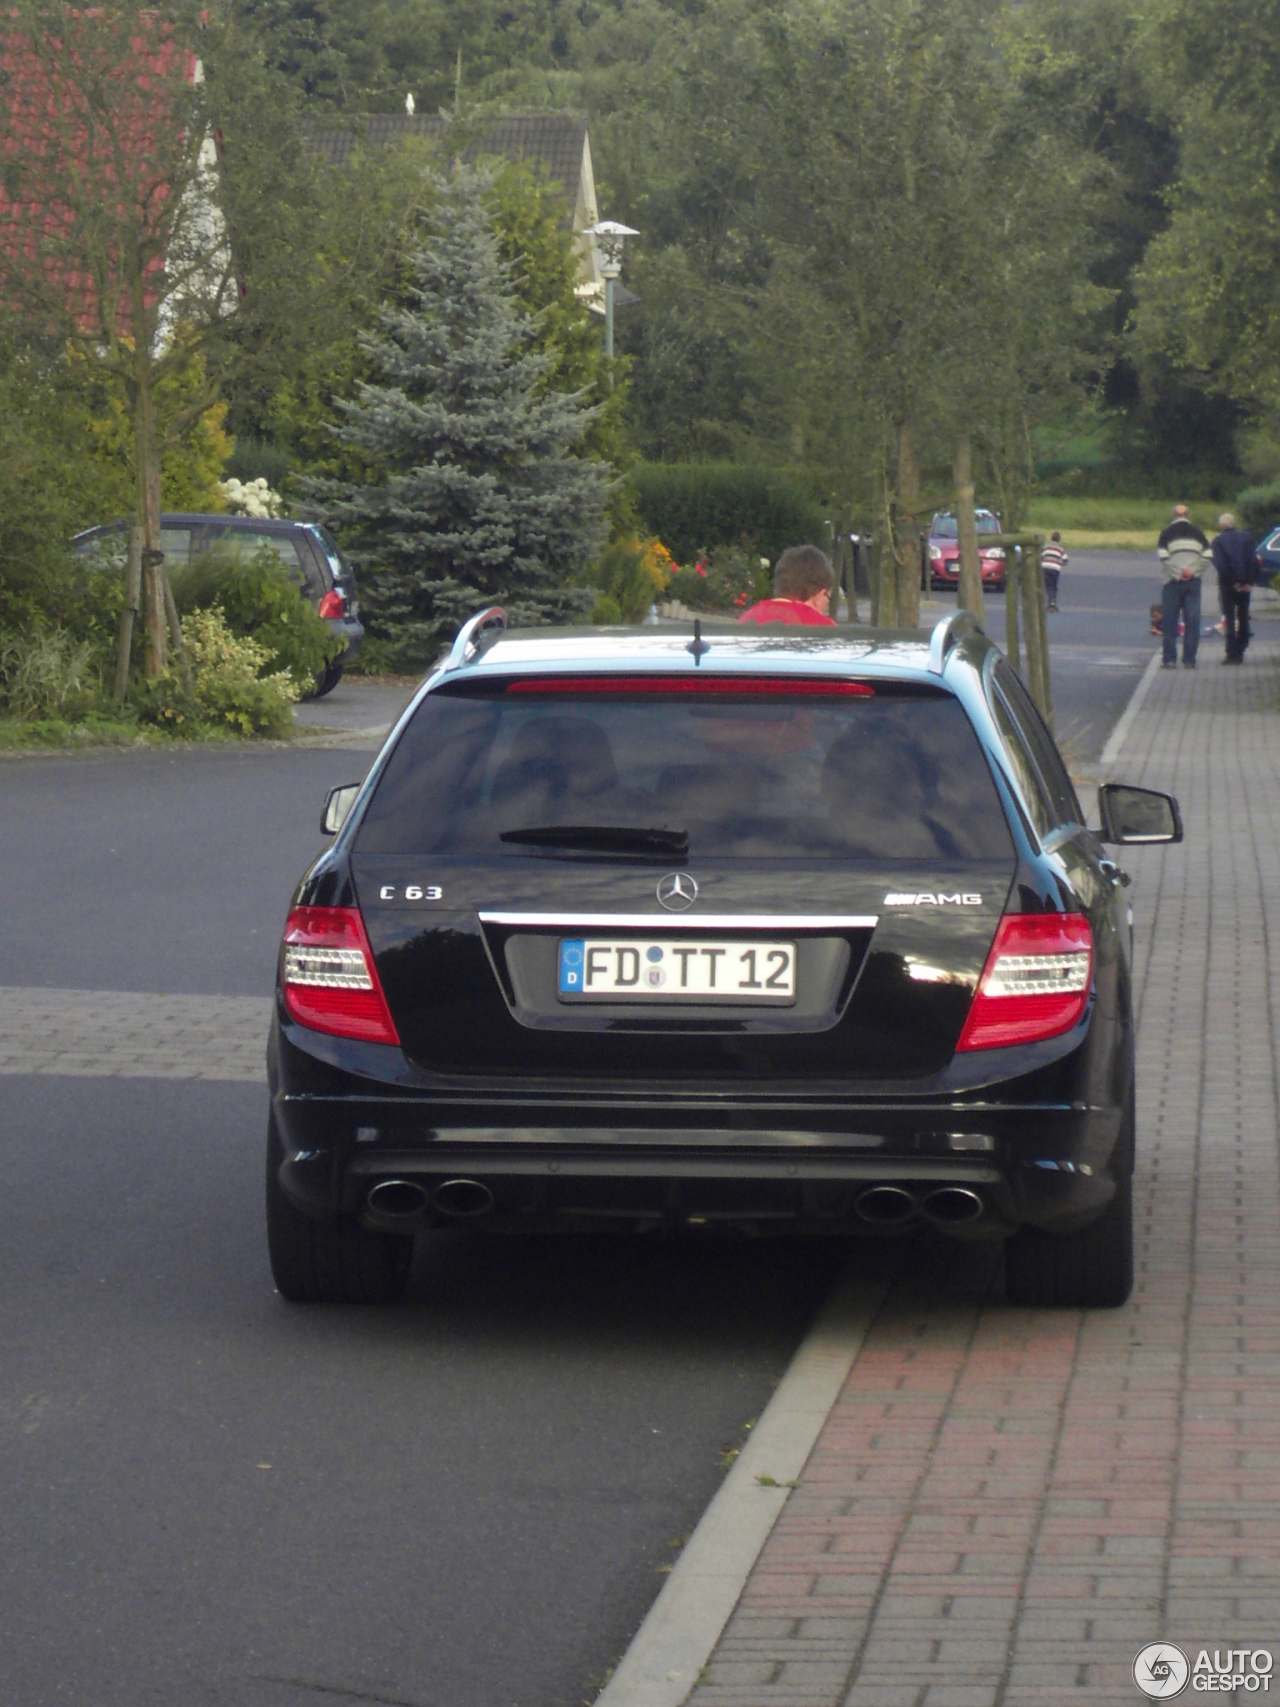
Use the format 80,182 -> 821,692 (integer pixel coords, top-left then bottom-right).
691,646 -> 1280,1705
0,986 -> 270,1080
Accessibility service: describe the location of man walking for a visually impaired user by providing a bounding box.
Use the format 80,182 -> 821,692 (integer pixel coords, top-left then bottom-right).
1041,532 -> 1067,611
1211,512 -> 1260,664
1157,504 -> 1210,668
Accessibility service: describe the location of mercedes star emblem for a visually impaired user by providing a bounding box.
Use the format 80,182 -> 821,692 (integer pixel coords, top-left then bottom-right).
657,872 -> 698,911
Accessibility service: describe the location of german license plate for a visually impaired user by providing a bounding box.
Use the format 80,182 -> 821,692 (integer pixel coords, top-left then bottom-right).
558,939 -> 796,1002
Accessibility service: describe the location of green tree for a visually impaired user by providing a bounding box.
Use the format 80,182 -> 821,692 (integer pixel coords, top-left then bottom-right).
488,160 -> 634,524
1129,0 -> 1280,456
313,168 -> 612,667
0,340 -> 132,635
1009,0 -> 1241,486
0,1 -> 367,685
235,0 -> 575,114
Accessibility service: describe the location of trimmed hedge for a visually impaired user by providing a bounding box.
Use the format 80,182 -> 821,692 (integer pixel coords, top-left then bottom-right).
631,463 -> 826,566
1235,479 -> 1280,539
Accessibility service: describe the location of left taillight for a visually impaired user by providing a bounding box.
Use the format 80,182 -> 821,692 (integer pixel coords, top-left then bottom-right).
280,906 -> 400,1045
956,913 -> 1093,1052
317,589 -> 344,619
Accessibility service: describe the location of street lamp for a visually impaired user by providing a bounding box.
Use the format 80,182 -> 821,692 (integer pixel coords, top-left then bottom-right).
584,221 -> 639,369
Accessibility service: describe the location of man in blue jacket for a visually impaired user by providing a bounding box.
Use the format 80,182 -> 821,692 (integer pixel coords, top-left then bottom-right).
1211,512 -> 1261,665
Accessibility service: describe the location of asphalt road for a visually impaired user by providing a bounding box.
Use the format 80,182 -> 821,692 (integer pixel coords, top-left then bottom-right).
0,743 -> 846,1707
0,564 -> 1203,1707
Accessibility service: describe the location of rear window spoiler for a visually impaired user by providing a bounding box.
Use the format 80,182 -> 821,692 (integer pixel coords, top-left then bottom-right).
441,607 -> 506,674
928,609 -> 980,676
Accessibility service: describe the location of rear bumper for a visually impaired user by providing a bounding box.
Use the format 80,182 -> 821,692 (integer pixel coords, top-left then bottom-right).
928,558 -> 1005,587
326,615 -> 364,664
269,1010 -> 1131,1239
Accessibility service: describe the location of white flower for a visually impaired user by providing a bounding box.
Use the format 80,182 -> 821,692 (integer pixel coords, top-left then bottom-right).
219,476 -> 284,519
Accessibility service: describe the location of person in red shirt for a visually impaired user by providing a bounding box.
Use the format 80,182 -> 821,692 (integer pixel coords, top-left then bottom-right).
738,544 -> 838,626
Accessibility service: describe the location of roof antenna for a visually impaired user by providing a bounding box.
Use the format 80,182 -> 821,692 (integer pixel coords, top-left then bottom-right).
687,617 -> 710,665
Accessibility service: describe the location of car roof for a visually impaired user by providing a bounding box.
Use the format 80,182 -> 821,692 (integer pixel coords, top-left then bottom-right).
436,623 -> 987,689
72,513 -> 311,543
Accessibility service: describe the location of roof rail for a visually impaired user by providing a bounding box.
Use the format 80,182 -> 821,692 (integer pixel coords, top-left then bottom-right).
442,606 -> 506,673
927,609 -> 980,676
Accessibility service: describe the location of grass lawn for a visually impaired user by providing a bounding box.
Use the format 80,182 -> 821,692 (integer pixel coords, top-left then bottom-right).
0,716 -> 287,752
1027,497 -> 1221,551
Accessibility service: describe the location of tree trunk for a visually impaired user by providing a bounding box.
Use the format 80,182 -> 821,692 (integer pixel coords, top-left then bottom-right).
871,459 -> 891,627
113,524 -> 143,702
1005,542 -> 1021,676
163,571 -> 195,696
896,420 -> 922,629
133,348 -> 167,676
953,435 -> 984,627
834,531 -> 852,622
1023,543 -> 1053,730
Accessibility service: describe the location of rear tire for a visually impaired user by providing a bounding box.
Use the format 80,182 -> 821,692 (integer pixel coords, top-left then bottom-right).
312,661 -> 344,699
1004,1169 -> 1133,1308
266,1121 -> 412,1304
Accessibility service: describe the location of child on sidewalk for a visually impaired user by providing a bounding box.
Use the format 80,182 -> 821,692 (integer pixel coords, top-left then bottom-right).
1042,532 -> 1067,610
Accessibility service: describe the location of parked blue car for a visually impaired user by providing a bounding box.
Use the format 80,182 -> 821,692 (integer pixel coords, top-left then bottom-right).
73,513 -> 363,697
1256,525 -> 1280,584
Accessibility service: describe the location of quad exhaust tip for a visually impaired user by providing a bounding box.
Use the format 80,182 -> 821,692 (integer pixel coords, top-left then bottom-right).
854,1185 -> 917,1226
432,1178 -> 495,1219
854,1184 -> 986,1228
367,1178 -> 497,1220
920,1186 -> 984,1225
367,1179 -> 429,1220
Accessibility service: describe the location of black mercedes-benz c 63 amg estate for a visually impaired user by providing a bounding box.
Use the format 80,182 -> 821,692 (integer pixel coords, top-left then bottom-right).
266,608 -> 1181,1309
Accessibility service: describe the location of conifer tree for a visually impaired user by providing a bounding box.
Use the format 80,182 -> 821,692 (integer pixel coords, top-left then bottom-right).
314,169 -> 612,665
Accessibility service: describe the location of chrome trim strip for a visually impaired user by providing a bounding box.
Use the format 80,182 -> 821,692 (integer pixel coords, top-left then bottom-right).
478,912 -> 880,929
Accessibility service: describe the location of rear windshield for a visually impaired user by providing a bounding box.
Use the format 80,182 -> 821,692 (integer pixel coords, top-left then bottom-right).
931,514 -> 998,539
357,681 -> 1013,861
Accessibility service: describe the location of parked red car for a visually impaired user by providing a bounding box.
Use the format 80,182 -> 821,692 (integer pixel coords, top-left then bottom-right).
928,510 -> 1007,591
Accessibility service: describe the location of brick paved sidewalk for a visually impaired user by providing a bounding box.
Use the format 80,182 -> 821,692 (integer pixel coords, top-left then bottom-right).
0,987 -> 269,1079
691,643 -> 1280,1705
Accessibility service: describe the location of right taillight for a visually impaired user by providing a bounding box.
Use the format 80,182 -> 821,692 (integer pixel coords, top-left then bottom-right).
280,905 -> 399,1045
955,913 -> 1093,1052
317,589 -> 344,619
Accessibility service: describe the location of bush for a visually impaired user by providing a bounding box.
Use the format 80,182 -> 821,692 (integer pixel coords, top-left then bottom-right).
665,545 -> 771,614
182,606 -> 298,737
135,607 -> 299,739
222,435 -> 292,494
171,545 -> 340,692
631,464 -> 826,565
131,669 -> 206,734
0,630 -> 98,720
1235,479 -> 1280,538
195,674 -> 296,738
589,536 -> 674,623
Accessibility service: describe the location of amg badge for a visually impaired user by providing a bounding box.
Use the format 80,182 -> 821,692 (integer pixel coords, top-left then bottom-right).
884,892 -> 982,906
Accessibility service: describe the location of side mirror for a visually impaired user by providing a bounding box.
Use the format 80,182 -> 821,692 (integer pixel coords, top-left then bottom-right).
321,783 -> 361,836
1097,783 -> 1183,845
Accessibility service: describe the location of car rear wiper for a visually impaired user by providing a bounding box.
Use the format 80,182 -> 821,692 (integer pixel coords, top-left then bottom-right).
499,824 -> 690,856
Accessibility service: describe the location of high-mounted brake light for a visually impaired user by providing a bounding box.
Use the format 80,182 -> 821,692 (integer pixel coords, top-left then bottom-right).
506,675 -> 874,697
316,590 -> 345,619
280,906 -> 399,1045
955,913 -> 1093,1052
